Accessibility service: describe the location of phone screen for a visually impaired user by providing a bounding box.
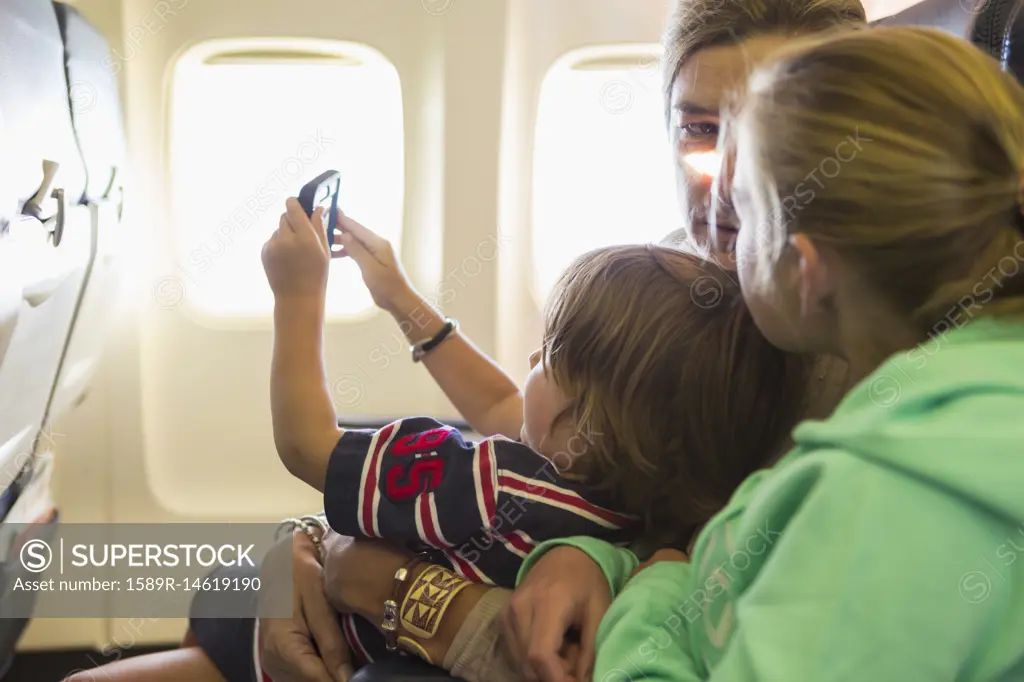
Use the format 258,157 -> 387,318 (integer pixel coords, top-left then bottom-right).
314,184 -> 334,213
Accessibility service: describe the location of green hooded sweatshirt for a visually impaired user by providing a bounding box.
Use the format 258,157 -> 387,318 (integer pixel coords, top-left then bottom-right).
518,316 -> 1024,681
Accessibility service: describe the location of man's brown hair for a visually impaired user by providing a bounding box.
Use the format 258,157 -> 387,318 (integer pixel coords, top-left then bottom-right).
544,245 -> 810,547
662,0 -> 867,123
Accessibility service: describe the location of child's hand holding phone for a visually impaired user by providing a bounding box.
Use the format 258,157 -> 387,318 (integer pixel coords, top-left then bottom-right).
334,211 -> 417,316
262,198 -> 334,301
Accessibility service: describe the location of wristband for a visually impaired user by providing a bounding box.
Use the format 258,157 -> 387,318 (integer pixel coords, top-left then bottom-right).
411,318 -> 458,362
399,564 -> 471,640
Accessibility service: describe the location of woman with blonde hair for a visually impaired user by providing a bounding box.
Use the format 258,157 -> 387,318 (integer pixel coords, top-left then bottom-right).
510,25 -> 1024,682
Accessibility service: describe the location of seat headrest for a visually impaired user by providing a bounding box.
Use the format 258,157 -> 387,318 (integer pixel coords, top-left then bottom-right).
968,0 -> 1024,82
872,0 -> 1024,85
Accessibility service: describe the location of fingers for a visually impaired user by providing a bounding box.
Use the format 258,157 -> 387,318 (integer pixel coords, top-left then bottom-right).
263,626 -> 335,682
574,599 -> 602,682
325,212 -> 348,259
295,655 -> 337,682
500,597 -> 529,677
279,211 -> 294,234
304,587 -> 352,682
562,642 -> 582,680
285,197 -> 323,242
523,594 -> 574,682
505,589 -> 574,682
336,229 -> 375,267
311,206 -> 330,251
336,211 -> 386,254
294,654 -> 337,682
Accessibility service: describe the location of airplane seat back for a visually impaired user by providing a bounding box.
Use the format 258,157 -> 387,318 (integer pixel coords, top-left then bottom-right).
968,0 -> 1024,82
47,2 -> 129,420
0,0 -> 90,501
0,0 -> 94,673
54,2 -> 127,205
874,0 -> 1024,83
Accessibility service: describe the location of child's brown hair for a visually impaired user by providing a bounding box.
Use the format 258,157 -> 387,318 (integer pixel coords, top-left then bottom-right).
544,245 -> 810,546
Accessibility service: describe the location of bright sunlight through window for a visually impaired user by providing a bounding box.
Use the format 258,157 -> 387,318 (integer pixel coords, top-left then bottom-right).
170,40 -> 403,320
532,48 -> 680,300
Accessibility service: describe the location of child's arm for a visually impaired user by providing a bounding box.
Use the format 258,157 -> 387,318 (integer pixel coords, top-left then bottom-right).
263,200 -> 342,491
323,419 -> 521,548
336,214 -> 523,439
321,418 -> 637,566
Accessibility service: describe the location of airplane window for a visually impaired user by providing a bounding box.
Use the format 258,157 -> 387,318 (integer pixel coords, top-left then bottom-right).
532,48 -> 680,301
169,41 -> 404,320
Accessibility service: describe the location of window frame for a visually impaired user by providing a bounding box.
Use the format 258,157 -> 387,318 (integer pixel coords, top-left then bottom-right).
166,37 -> 405,329
529,43 -> 677,307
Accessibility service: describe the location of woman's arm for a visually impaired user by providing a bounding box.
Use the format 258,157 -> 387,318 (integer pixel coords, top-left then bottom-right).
503,541 -> 635,682
517,537 -> 640,598
591,562 -> 701,682
337,214 -> 523,439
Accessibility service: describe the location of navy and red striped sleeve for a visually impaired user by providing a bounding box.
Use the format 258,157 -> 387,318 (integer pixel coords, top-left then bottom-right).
475,442 -> 639,560
323,417 -> 526,549
323,417 -> 637,562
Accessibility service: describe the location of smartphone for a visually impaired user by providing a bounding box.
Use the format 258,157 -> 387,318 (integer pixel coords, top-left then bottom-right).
298,170 -> 341,247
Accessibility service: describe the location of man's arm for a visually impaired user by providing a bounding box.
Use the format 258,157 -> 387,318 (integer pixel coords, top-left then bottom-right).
321,536 -> 499,673
259,529 -> 353,682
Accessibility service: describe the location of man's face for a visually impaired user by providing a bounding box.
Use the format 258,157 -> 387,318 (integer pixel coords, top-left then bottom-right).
668,34 -> 791,266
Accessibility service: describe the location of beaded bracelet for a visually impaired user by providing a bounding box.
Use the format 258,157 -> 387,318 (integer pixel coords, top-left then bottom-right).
277,513 -> 329,562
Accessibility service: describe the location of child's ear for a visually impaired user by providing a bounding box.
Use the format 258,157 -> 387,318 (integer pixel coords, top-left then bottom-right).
790,233 -> 834,320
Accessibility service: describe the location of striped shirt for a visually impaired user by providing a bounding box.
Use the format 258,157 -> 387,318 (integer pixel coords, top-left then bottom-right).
324,417 -> 637,588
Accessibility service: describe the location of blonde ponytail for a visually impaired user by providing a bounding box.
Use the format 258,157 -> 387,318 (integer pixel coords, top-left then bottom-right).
739,26 -> 1024,330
